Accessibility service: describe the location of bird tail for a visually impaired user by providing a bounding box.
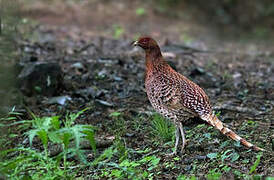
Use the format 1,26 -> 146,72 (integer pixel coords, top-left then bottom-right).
201,113 -> 264,151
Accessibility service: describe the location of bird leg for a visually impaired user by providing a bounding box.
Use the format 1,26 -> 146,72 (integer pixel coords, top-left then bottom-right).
178,122 -> 186,152
167,126 -> 180,156
174,126 -> 180,154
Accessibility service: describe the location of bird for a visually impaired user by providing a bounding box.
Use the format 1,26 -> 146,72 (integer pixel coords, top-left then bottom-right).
133,36 -> 264,155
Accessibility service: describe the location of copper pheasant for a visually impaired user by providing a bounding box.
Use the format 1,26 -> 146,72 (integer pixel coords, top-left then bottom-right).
133,36 -> 263,154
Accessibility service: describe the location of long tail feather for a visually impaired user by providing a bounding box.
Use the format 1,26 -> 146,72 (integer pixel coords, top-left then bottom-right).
201,114 -> 264,151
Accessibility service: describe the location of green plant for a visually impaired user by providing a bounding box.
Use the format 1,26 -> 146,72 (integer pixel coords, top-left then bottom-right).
214,110 -> 221,117
109,111 -> 126,136
221,149 -> 239,162
150,113 -> 175,143
207,152 -> 218,160
0,147 -> 77,179
0,108 -> 96,179
0,107 -> 26,149
113,25 -> 124,39
91,137 -> 161,180
177,175 -> 197,180
207,169 -> 222,180
249,152 -> 263,174
136,7 -> 146,16
0,107 -> 29,130
180,34 -> 193,44
92,146 -> 160,179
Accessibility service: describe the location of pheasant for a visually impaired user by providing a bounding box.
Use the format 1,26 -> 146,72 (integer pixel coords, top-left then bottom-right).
133,36 -> 264,155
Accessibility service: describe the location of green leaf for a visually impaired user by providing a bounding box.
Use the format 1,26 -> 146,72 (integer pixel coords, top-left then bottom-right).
231,152 -> 240,162
234,140 -> 241,147
204,133 -> 211,139
83,129 -> 96,153
48,131 -> 62,143
42,117 -> 52,128
207,153 -> 218,159
62,132 -> 72,150
37,129 -> 48,147
50,116 -> 60,130
150,156 -> 160,166
136,8 -> 146,16
34,86 -> 42,93
26,129 -> 39,146
111,169 -> 122,178
173,157 -> 180,161
109,111 -> 121,117
72,126 -> 82,149
207,171 -> 222,180
113,25 -> 124,39
120,159 -> 130,167
91,147 -> 115,166
221,149 -> 233,162
249,152 -> 263,174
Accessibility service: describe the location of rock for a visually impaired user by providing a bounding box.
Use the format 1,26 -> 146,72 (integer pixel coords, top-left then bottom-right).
113,76 -> 122,81
95,99 -> 113,107
45,96 -> 71,105
18,62 -> 63,96
195,155 -> 206,160
184,165 -> 192,171
75,87 -> 107,100
70,62 -> 84,70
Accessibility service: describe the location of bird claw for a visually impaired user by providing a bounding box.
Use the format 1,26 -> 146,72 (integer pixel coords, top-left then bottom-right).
165,151 -> 177,157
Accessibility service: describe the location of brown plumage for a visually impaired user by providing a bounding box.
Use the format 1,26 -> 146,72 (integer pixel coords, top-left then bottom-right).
133,36 -> 264,154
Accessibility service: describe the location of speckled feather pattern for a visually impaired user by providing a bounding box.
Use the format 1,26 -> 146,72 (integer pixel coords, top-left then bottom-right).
145,54 -> 212,123
138,37 -> 263,151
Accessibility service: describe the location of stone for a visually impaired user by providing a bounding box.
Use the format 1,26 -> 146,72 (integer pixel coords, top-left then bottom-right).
18,62 -> 63,96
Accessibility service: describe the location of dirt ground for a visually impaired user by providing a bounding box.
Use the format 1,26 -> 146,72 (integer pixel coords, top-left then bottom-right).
3,0 -> 274,179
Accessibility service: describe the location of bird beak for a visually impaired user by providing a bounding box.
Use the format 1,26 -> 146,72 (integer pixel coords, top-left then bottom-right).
132,40 -> 139,46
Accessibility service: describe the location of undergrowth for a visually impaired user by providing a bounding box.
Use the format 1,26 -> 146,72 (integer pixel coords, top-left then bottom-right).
150,113 -> 175,143
0,107 -> 96,179
0,109 -> 272,179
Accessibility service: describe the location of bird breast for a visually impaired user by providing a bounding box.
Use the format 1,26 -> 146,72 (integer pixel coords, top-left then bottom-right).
145,68 -> 212,118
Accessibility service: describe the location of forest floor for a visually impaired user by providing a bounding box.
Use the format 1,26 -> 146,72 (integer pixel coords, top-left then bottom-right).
1,0 -> 273,179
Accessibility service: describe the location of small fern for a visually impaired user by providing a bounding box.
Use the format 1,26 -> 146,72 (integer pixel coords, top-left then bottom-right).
0,108 -> 96,179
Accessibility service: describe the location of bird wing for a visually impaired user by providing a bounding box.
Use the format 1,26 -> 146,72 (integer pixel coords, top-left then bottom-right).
176,74 -> 212,116
148,73 -> 198,117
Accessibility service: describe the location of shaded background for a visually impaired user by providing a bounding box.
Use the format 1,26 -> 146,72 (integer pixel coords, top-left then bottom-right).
1,0 -> 274,114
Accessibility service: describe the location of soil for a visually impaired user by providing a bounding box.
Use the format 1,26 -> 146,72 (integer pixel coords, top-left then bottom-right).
3,0 -> 274,179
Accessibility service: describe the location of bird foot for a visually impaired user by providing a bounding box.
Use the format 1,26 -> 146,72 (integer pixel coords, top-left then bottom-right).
165,151 -> 177,157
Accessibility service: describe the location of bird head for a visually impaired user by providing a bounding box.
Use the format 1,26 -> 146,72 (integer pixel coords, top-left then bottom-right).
133,36 -> 159,50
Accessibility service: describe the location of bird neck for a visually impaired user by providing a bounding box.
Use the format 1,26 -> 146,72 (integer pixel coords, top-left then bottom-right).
145,47 -> 163,66
145,46 -> 161,59
145,47 -> 168,76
